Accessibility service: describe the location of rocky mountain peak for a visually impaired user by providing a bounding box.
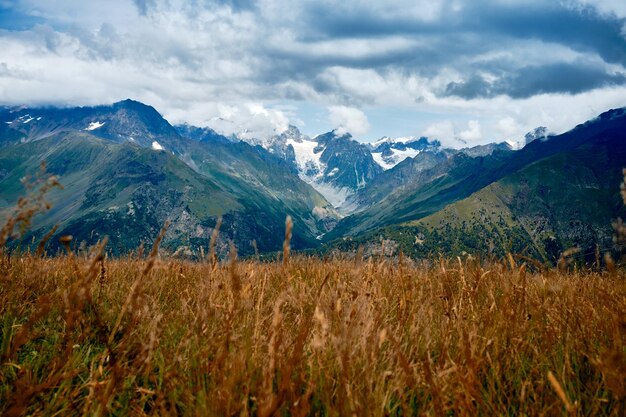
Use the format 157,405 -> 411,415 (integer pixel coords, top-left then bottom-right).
524,126 -> 549,146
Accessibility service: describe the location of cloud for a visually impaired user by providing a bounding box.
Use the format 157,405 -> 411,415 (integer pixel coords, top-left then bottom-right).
421,84 -> 626,146
445,60 -> 626,99
0,0 -> 625,143
132,0 -> 154,16
167,102 -> 291,140
423,120 -> 483,148
328,106 -> 370,136
496,116 -> 521,138
569,0 -> 626,19
458,120 -> 482,142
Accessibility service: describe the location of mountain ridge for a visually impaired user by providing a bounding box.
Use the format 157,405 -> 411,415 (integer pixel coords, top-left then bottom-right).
0,100 -> 338,256
322,106 -> 626,261
2,99 -> 625,261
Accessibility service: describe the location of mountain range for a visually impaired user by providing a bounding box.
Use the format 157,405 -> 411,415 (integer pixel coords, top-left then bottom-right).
1,99 -> 624,262
324,108 -> 626,262
0,100 -> 337,256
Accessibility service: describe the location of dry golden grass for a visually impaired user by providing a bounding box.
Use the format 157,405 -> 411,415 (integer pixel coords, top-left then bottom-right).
1,246 -> 625,416
0,165 -> 625,415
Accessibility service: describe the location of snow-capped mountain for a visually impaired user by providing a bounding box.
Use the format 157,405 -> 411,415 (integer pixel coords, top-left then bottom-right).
239,126 -> 382,211
0,100 -> 339,255
0,99 -> 186,153
497,126 -> 552,150
369,136 -> 442,170
232,126 -> 519,213
524,126 -> 550,145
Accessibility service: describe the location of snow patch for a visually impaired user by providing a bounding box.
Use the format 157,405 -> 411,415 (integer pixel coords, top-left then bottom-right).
372,148 -> 420,170
85,121 -> 105,131
152,141 -> 165,151
354,163 -> 366,188
372,136 -> 419,147
505,140 -> 523,150
371,153 -> 388,168
22,116 -> 34,124
287,138 -> 324,180
285,137 -> 358,209
372,136 -> 393,147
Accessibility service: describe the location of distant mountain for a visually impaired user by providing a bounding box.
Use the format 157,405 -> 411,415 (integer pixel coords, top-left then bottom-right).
458,142 -> 513,158
412,130 -> 626,261
323,107 -> 626,257
245,127 -> 516,214
0,99 -> 186,152
4,99 -> 623,262
339,140 -> 514,213
313,131 -> 383,198
174,124 -> 234,145
524,126 -> 550,146
343,149 -> 454,211
0,100 -> 338,256
242,126 -> 382,211
368,136 -> 441,170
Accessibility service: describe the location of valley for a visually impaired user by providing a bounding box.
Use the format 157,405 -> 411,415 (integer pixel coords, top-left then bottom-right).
1,101 -> 625,264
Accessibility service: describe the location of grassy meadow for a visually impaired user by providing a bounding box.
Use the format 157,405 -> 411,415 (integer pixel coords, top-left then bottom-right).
1,243 -> 625,416
0,168 -> 625,416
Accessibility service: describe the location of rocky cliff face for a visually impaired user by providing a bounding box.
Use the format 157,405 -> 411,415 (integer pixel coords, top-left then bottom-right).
238,127 -> 382,212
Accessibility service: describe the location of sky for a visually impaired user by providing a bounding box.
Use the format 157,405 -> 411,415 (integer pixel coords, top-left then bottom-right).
0,0 -> 625,147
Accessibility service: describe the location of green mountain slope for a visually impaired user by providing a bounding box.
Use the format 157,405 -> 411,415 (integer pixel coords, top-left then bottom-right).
175,130 -> 338,232
325,108 -> 626,242
326,123 -> 626,262
0,131 -> 334,256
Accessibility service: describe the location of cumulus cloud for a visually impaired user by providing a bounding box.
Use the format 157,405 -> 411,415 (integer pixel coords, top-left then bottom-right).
0,0 -> 625,143
167,102 -> 291,140
423,120 -> 483,148
213,103 -> 291,140
328,106 -> 370,136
